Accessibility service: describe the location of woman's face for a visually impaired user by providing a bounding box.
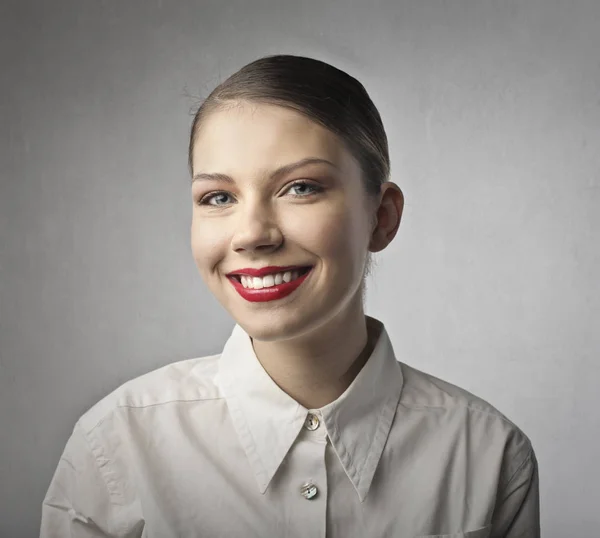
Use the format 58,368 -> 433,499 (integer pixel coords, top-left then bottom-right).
190,101 -> 377,341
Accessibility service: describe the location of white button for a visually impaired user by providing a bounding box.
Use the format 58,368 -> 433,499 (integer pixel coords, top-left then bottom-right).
300,482 -> 318,499
304,413 -> 320,431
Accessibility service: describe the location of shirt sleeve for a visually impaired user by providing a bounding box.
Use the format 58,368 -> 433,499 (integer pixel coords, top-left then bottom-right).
490,444 -> 541,538
40,421 -> 137,538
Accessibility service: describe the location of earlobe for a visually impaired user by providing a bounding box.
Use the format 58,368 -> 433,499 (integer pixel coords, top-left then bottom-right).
369,228 -> 387,253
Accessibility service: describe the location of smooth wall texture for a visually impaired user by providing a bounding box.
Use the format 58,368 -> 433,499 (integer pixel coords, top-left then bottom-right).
1,0 -> 598,536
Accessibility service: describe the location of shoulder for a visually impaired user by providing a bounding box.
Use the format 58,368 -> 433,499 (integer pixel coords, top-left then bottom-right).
399,360 -> 521,425
398,360 -> 535,478
76,352 -> 223,435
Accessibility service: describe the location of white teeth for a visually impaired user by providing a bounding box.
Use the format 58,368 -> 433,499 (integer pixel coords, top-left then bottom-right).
239,268 -> 309,289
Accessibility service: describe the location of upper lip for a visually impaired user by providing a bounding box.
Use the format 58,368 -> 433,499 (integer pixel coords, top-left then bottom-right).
226,265 -> 312,277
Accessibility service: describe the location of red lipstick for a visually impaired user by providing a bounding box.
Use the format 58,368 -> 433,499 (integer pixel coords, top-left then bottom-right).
227,266 -> 313,303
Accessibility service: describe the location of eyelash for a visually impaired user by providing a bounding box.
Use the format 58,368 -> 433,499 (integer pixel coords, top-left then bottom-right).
196,180 -> 324,207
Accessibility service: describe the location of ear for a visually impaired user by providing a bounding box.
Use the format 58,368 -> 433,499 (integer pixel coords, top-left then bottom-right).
369,182 -> 404,253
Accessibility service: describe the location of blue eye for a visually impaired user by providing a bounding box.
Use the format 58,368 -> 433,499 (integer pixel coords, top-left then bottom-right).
198,192 -> 232,206
197,180 -> 323,207
286,181 -> 322,197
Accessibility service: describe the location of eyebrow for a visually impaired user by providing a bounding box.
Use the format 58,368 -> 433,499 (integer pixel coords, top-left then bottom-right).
191,157 -> 339,185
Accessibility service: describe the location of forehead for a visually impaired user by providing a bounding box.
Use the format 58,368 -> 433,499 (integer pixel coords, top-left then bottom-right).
191,102 -> 355,176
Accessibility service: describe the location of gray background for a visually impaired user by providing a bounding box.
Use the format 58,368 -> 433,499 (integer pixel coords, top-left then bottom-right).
1,0 -> 598,536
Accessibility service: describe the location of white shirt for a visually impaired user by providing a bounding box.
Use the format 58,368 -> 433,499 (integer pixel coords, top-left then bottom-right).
41,315 -> 540,538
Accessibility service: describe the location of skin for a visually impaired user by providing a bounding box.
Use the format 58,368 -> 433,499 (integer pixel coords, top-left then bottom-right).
190,101 -> 404,410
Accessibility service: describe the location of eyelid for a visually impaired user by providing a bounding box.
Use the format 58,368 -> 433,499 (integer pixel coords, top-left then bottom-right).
196,179 -> 323,206
197,190 -> 231,206
285,178 -> 323,194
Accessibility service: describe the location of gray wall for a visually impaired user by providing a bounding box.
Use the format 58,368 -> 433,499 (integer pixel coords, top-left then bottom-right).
1,0 -> 598,536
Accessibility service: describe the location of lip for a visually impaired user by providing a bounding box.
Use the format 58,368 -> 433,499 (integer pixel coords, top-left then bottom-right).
228,266 -> 313,303
226,265 -> 312,278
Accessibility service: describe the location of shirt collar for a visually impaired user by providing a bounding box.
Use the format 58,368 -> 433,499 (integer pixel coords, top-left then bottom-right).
213,315 -> 404,503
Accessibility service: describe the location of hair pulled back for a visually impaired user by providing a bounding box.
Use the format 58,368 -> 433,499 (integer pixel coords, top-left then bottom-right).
188,55 -> 390,199
188,55 -> 390,285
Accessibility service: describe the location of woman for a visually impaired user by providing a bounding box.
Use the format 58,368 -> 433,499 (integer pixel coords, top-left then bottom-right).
41,55 -> 540,538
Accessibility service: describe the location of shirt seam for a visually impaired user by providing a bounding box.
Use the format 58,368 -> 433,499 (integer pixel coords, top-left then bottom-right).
503,445 -> 534,490
115,397 -> 224,409
86,397 -> 224,435
74,421 -> 119,509
399,400 -> 526,431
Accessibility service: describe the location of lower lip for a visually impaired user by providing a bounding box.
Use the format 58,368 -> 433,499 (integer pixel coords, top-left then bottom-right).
227,268 -> 313,303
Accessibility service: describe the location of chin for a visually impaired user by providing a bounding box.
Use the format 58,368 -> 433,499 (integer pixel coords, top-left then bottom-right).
233,310 -> 319,343
235,317 -> 297,342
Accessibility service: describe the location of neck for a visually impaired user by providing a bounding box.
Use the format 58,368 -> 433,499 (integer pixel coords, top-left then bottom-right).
251,303 -> 379,410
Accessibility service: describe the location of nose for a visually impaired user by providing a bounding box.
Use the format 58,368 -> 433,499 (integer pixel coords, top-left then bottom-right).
230,203 -> 283,254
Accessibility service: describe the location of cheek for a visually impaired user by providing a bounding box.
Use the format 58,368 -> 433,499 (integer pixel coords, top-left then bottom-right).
190,221 -> 228,273
293,206 -> 365,264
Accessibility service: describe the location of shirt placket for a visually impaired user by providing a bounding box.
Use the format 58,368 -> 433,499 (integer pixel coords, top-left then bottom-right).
282,410 -> 328,538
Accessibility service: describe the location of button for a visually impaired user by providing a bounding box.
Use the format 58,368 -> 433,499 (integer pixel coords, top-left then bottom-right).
304,413 -> 320,431
300,482 -> 318,500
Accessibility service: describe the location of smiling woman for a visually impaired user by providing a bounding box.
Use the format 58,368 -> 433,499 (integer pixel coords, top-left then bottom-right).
40,55 -> 539,538
188,98 -> 399,341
